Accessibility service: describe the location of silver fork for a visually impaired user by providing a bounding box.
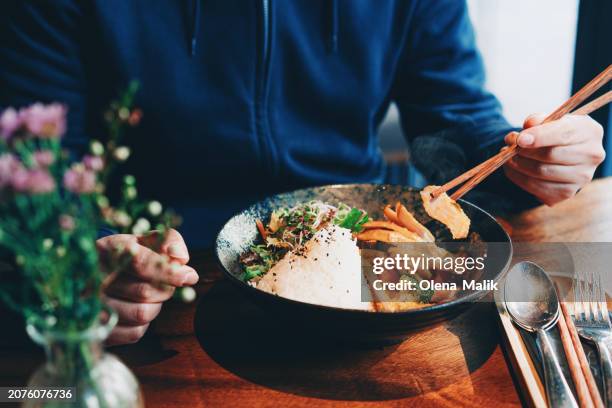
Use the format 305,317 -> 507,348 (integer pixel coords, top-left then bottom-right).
573,269 -> 612,406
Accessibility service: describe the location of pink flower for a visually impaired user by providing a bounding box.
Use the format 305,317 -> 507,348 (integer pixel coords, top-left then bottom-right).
19,103 -> 67,138
11,168 -> 55,194
0,154 -> 20,188
33,150 -> 55,167
63,164 -> 97,193
0,108 -> 21,141
26,169 -> 56,193
10,167 -> 30,191
83,155 -> 104,171
11,166 -> 55,194
59,214 -> 76,231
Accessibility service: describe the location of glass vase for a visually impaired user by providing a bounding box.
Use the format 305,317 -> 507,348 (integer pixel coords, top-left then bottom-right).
24,308 -> 144,408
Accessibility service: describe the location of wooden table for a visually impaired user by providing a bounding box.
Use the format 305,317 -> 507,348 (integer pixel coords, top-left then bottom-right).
2,178 -> 611,408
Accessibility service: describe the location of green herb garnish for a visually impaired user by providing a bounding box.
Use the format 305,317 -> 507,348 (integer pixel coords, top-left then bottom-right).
243,264 -> 268,280
334,207 -> 369,232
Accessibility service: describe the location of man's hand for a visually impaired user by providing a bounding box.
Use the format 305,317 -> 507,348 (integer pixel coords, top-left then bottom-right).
504,113 -> 605,206
97,229 -> 198,345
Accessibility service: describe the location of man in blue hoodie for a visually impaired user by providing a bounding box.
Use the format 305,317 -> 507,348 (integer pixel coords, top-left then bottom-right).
0,1 -> 605,344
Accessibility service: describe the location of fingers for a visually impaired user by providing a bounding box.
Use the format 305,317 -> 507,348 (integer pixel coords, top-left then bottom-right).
107,323 -> 150,346
506,155 -> 596,185
105,297 -> 162,326
517,143 -> 583,165
516,115 -> 601,148
161,229 -> 190,263
97,234 -> 139,282
138,228 -> 189,265
504,165 -> 579,206
508,113 -> 605,206
130,246 -> 198,286
517,143 -> 604,165
105,273 -> 176,303
97,233 -> 136,250
97,234 -> 198,287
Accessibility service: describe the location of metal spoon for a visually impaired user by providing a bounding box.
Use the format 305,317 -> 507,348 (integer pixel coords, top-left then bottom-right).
504,261 -> 578,408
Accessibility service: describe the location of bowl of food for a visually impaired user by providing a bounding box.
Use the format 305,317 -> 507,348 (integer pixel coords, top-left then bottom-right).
215,184 -> 512,344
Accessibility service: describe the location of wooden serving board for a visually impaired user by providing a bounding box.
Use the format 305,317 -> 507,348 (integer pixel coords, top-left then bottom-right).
495,271 -> 609,408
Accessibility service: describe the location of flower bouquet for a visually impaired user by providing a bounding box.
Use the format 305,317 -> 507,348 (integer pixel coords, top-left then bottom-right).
0,83 -> 179,407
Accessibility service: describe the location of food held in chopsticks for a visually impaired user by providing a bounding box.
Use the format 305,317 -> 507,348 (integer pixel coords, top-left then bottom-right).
420,186 -> 470,239
239,192 -> 481,311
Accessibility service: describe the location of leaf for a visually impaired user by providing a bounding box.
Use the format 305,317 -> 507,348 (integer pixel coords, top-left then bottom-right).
353,214 -> 369,233
336,208 -> 368,232
242,265 -> 266,281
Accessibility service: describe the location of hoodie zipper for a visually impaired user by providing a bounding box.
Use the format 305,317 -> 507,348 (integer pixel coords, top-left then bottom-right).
262,0 -> 270,62
256,0 -> 278,175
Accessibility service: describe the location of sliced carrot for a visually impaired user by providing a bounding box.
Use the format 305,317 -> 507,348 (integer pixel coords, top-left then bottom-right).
255,219 -> 267,240
362,221 -> 422,241
356,229 -> 417,243
396,203 -> 435,242
383,205 -> 399,224
362,220 -> 401,230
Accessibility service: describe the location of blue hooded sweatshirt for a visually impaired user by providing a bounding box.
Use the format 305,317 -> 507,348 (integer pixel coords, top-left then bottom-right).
0,0 -> 533,248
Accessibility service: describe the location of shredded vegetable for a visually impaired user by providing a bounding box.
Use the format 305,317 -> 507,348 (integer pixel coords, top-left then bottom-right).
239,201 -> 367,281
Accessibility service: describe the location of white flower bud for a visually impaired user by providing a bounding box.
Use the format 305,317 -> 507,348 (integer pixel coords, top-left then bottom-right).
56,246 -> 66,257
45,315 -> 57,327
113,146 -> 131,162
113,211 -> 132,227
124,174 -> 136,186
132,218 -> 151,235
147,201 -> 162,216
79,237 -> 93,251
42,238 -> 53,250
118,107 -> 130,121
90,140 -> 105,156
96,195 -> 110,208
127,242 -> 140,256
180,287 -> 197,303
125,186 -> 137,200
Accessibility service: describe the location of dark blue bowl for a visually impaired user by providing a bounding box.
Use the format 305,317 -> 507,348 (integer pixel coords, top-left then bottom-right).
215,184 -> 512,344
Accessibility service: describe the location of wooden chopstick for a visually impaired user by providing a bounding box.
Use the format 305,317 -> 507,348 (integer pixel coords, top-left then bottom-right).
449,145 -> 517,200
432,64 -> 612,200
435,132 -> 519,196
573,90 -> 612,116
545,66 -> 612,122
557,308 -> 594,408
556,282 -> 605,408
555,287 -> 598,407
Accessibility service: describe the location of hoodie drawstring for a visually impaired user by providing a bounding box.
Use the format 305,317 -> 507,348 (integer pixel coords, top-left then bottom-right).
189,0 -> 201,57
328,0 -> 338,53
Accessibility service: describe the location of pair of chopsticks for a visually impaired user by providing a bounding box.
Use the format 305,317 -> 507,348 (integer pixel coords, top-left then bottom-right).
555,283 -> 605,408
432,64 -> 612,201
